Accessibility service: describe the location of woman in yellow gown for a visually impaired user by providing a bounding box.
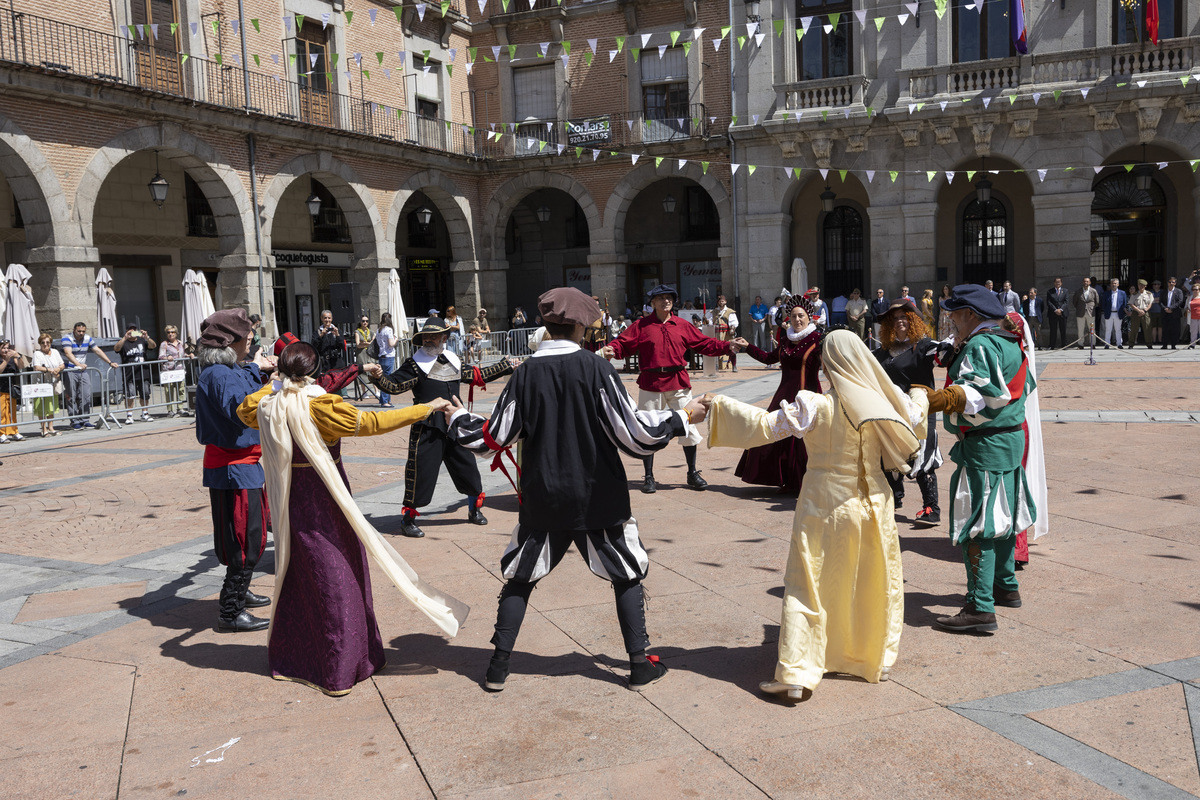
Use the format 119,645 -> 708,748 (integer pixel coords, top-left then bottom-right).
705,330 -> 927,700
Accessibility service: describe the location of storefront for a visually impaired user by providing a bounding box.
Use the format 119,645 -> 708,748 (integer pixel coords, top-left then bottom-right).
271,249 -> 352,341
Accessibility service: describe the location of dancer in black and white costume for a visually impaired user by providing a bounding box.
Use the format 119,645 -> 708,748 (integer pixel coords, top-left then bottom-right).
445,288 -> 708,692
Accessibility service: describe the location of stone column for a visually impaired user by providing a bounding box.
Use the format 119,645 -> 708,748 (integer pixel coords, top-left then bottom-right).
868,205 -> 905,295
589,252 -> 628,311
901,202 -> 938,287
453,260 -> 509,323
354,256 -> 400,325
214,254 -> 276,326
23,245 -> 100,335
743,212 -> 791,302
1031,192 -> 1094,286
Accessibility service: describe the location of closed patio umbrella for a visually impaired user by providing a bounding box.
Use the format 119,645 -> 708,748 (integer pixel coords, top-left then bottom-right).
4,263 -> 40,358
387,268 -> 410,335
181,268 -> 216,344
95,267 -> 119,338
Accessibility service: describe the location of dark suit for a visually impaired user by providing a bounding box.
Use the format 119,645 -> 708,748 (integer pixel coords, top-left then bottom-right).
1097,288 -> 1128,347
870,297 -> 889,347
1162,286 -> 1185,348
1046,286 -> 1069,349
1022,296 -> 1045,348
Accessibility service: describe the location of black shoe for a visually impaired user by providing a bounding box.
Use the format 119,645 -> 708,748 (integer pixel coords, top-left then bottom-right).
244,589 -> 271,608
216,611 -> 269,633
934,604 -> 998,633
913,506 -> 940,527
993,589 -> 1022,608
467,504 -> 488,526
641,475 -> 657,494
629,655 -> 668,692
483,654 -> 510,692
398,517 -> 425,538
686,470 -> 708,491
893,493 -> 904,510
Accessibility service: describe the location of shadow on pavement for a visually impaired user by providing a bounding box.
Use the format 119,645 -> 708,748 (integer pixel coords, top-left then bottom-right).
899,534 -> 961,563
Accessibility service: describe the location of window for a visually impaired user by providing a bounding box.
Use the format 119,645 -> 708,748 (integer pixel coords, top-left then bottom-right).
641,47 -> 689,141
1113,0 -> 1181,44
514,65 -> 557,156
417,98 -> 439,119
796,0 -> 852,80
822,206 -> 863,298
1090,172 -> 1166,286
415,58 -> 442,111
565,202 -> 589,248
953,0 -> 1013,62
295,21 -> 332,125
12,193 -> 23,229
185,174 -> 217,238
309,179 -> 351,244
961,198 -> 1007,286
685,186 -> 719,241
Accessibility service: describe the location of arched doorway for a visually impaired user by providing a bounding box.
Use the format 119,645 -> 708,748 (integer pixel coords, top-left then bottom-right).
789,174 -> 870,297
1090,172 -> 1166,287
624,178 -> 719,316
821,206 -> 866,299
505,188 -> 591,318
961,196 -> 1008,286
396,191 -> 454,316
936,160 -> 1034,289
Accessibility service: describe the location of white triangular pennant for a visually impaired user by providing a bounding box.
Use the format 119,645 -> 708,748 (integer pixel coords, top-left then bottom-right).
678,159 -> 688,169
632,154 -> 640,164
416,3 -> 426,21
940,100 -> 948,111
150,23 -> 159,39
1093,165 -> 1103,174
823,23 -> 833,34
658,44 -> 667,58
561,53 -> 568,67
448,48 -> 457,61
754,32 -> 765,46
752,114 -> 759,124
557,144 -> 565,155
1032,92 -> 1041,104
321,12 -> 330,27
492,46 -> 501,59
588,38 -> 598,53
641,33 -> 653,47
626,119 -> 633,131
309,53 -> 318,67
908,103 -> 917,114
369,8 -> 378,23
712,38 -> 722,51
855,9 -> 866,28
539,42 -> 549,56
866,170 -> 875,182
843,107 -> 851,118
731,163 -> 740,173
1137,80 -> 1147,88
423,65 -> 431,73
398,51 -> 407,66
800,16 -> 812,32
271,53 -> 279,65
692,27 -> 705,40
592,149 -> 599,161
1157,161 -> 1168,170
819,168 -> 829,179
610,49 -> 619,62
1081,87 -> 1090,99
466,62 -> 474,74
1037,169 -> 1048,182
982,97 -> 992,108
905,2 -> 918,15
189,21 -> 198,36
947,171 -> 955,183
898,13 -> 910,26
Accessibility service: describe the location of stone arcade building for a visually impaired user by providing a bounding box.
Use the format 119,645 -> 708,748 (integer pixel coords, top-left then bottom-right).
1,0 -> 1197,337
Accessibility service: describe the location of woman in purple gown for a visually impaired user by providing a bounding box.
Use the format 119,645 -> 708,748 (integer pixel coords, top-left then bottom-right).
238,343 -> 464,696
736,294 -> 824,495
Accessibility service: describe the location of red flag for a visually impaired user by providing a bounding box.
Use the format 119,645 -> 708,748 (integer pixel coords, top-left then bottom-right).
1147,0 -> 1160,45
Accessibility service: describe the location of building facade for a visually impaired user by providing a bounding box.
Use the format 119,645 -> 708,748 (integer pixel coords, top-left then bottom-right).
732,0 -> 1200,305
1,0 -> 1196,340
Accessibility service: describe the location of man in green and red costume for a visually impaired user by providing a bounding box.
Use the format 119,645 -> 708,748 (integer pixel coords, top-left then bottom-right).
919,284 -> 1037,633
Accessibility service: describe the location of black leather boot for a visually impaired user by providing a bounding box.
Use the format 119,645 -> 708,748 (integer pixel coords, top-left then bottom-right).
216,568 -> 269,633
398,511 -> 425,538
243,571 -> 271,609
467,504 -> 488,525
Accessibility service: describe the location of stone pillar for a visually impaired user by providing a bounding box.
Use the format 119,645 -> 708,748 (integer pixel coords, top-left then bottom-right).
589,252 -> 628,311
453,260 -> 509,324
354,256 -> 400,326
215,253 -> 276,324
1031,192 -> 1094,286
23,245 -> 100,336
743,212 -> 791,303
901,202 -> 938,287
868,205 -> 905,295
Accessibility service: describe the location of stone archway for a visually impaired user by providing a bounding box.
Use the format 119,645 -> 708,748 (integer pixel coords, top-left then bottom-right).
387,169 -> 475,264
260,151 -> 385,260
603,161 -> 732,255
72,123 -> 256,256
0,113 -> 70,251
481,170 -> 601,263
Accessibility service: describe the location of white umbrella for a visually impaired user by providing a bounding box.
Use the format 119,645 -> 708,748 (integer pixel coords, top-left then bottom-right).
387,268 -> 410,335
181,268 -> 216,344
4,263 -> 40,358
95,267 -> 119,339
790,257 -> 809,295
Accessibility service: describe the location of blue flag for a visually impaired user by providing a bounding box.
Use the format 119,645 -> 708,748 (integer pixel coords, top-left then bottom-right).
1010,0 -> 1028,54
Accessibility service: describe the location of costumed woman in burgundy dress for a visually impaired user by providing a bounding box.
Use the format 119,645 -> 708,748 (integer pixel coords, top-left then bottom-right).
238,343 -> 468,696
736,293 -> 824,495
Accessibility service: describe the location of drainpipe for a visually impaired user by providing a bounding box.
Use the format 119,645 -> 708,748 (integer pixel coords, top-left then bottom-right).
727,0 -> 740,312
237,0 -> 267,326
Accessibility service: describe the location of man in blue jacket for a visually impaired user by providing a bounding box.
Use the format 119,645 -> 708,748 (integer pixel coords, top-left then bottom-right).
1097,278 -> 1128,349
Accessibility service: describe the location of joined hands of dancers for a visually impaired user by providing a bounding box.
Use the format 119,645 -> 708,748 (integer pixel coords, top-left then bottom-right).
598,338 -> 750,360
441,393 -> 713,426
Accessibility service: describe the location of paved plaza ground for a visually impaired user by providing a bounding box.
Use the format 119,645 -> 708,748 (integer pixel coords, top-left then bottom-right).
0,346 -> 1198,800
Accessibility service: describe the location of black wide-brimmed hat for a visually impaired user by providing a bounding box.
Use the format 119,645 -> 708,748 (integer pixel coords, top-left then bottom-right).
879,297 -> 919,319
412,318 -> 451,346
940,284 -> 1007,319
646,284 -> 679,303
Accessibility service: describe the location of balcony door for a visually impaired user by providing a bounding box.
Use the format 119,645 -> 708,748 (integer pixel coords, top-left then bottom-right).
130,0 -> 182,93
296,21 -> 333,126
796,0 -> 852,80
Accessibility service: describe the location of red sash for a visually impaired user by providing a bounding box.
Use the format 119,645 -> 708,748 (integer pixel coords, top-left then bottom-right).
203,444 -> 263,469
466,365 -> 486,411
482,420 -> 522,504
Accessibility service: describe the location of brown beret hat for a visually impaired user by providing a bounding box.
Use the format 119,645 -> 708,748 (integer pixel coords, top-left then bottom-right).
198,308 -> 253,348
538,287 -> 601,327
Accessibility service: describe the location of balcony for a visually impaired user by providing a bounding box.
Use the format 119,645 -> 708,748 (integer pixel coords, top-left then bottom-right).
775,74 -> 869,112
477,104 -> 713,159
899,36 -> 1200,103
0,8 -> 478,157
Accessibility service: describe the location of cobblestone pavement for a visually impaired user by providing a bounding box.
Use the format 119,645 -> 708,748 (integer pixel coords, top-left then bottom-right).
0,349 -> 1197,799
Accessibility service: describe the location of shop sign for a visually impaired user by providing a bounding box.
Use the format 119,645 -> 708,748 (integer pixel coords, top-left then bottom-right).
565,267 -> 592,292
679,261 -> 722,308
271,250 -> 353,268
409,258 -> 443,272
566,116 -> 611,145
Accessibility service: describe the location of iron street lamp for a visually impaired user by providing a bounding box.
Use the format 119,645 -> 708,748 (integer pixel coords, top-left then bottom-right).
1134,145 -> 1153,192
744,0 -> 761,23
306,193 -> 323,219
536,205 -> 551,223
416,206 -> 434,228
820,186 -> 836,213
662,194 -> 677,213
147,150 -> 169,209
975,176 -> 993,205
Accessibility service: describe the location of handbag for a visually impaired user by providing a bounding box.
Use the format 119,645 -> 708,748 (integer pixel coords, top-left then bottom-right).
366,336 -> 382,360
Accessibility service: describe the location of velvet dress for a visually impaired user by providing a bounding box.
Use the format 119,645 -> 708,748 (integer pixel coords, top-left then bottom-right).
239,387 -> 431,695
737,326 -> 823,494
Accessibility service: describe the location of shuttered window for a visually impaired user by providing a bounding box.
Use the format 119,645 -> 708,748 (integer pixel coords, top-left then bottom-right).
639,46 -> 686,83
514,65 -> 556,122
415,60 -> 442,102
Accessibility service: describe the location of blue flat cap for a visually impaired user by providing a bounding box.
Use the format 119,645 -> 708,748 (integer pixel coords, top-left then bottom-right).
646,284 -> 678,302
940,284 -> 1007,319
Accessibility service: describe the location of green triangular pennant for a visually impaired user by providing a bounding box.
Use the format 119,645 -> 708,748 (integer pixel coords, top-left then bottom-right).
1124,164 -> 1134,172
796,28 -> 804,41
539,140 -> 547,152
394,7 -> 403,22
736,36 -> 746,50
180,53 -> 189,64
926,171 -> 936,182
1008,95 -> 1017,105
575,146 -> 583,158
440,1 -> 450,15
1183,75 -> 1192,87
615,35 -> 625,52
822,109 -> 829,121
377,52 -> 384,64
1190,159 -> 1200,172
720,26 -> 731,39
446,64 -> 453,76
874,16 -> 884,31
252,54 -> 260,66
214,53 -> 223,65
127,24 -> 137,37
289,53 -> 297,65
773,19 -> 784,36
793,167 -> 802,178
1053,89 -> 1062,101
702,161 -> 709,174
655,156 -> 664,167
889,170 -> 898,183
507,44 -> 517,59
250,18 -> 260,32
632,49 -> 640,61
330,53 -> 339,67
584,52 -> 593,65
916,102 -> 925,111
296,14 -> 305,30
169,22 -> 177,34
468,47 -> 477,61
670,30 -> 681,46
967,170 -> 976,181
562,41 -> 571,55
211,19 -> 219,36
345,10 -> 353,24
747,165 -> 756,175
731,114 -> 738,126
362,69 -> 369,79
838,169 -> 847,182
828,12 -> 840,28
934,0 -> 947,19
682,42 -> 691,57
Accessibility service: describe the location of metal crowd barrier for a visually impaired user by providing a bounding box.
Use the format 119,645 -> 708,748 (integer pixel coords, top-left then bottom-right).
0,365 -> 114,437
99,357 -> 196,428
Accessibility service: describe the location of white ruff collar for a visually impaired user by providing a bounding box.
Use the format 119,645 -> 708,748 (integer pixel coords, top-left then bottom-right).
786,323 -> 816,342
413,347 -> 461,375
